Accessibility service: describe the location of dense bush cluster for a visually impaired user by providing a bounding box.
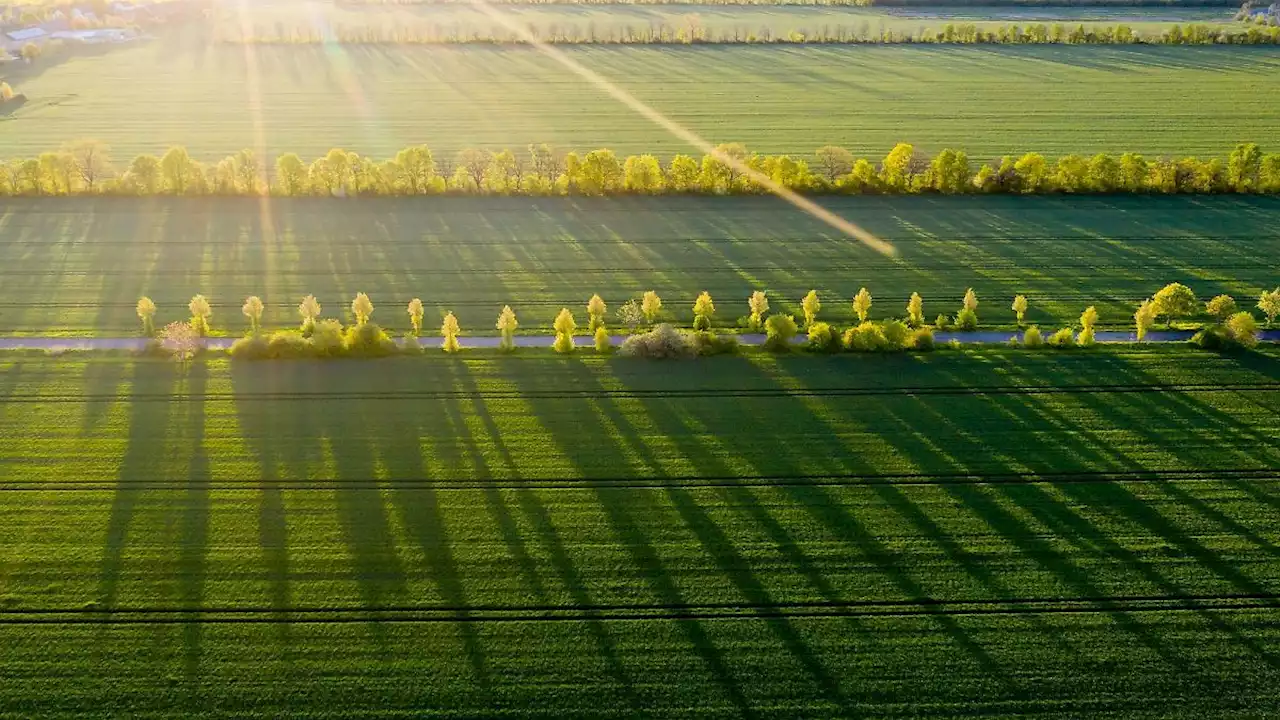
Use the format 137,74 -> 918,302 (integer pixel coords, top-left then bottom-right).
6,142 -> 1280,197
132,283 -> 1276,362
219,19 -> 1280,45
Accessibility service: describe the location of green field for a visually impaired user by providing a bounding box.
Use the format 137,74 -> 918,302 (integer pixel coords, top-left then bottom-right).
0,194 -> 1274,336
5,42 -> 1280,160
0,347 -> 1278,715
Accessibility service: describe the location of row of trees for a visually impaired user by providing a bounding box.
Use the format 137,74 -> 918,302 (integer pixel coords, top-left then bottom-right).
219,21 -> 1280,45
139,284 -> 1280,360
6,141 -> 1280,197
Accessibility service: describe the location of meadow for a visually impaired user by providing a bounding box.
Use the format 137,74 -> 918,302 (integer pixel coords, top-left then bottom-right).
0,347 -> 1277,715
5,41 -> 1280,160
0,194 -> 1274,336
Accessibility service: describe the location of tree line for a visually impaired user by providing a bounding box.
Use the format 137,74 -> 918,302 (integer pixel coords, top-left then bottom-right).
135,283 -> 1280,362
219,21 -> 1280,45
4,141 -> 1280,197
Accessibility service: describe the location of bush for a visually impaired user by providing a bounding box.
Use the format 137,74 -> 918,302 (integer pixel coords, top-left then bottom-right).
844,322 -> 890,352
343,322 -> 396,357
1077,327 -> 1096,347
594,326 -> 611,352
693,314 -> 711,332
881,319 -> 910,350
311,319 -> 345,356
805,322 -> 841,353
1047,327 -> 1075,348
690,331 -> 739,356
763,314 -> 798,352
268,331 -> 314,358
620,324 -> 695,359
935,314 -> 950,330
908,327 -> 935,351
229,334 -> 270,360
402,333 -> 424,355
954,308 -> 978,331
1191,325 -> 1235,350
1023,326 -> 1044,348
1193,314 -> 1259,351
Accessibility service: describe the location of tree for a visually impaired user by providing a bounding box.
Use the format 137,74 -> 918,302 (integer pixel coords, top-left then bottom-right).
1012,295 -> 1028,325
814,146 -> 854,185
124,154 -> 161,195
456,148 -> 490,191
275,153 -> 307,195
1258,288 -> 1280,325
666,155 -> 700,192
441,312 -> 461,352
693,292 -> 715,331
159,321 -> 200,364
1226,311 -> 1259,347
594,326 -> 611,353
587,294 -> 607,331
242,296 -> 264,333
616,299 -> 645,334
496,306 -> 519,351
394,145 -> 436,194
352,292 -> 373,325
188,294 -> 212,336
747,290 -> 769,329
880,143 -> 916,192
0,82 -> 13,101
553,308 -> 576,353
1205,294 -> 1238,321
407,298 -> 424,336
63,139 -> 113,192
1134,298 -> 1157,341
578,149 -> 624,195
623,154 -> 664,193
642,291 -> 662,324
1152,282 -> 1197,326
907,292 -> 924,327
136,296 -> 156,336
802,290 -> 821,328
1078,305 -> 1099,346
299,295 -> 321,334
963,288 -> 979,313
1013,153 -> 1048,192
21,42 -> 39,62
1227,142 -> 1263,191
853,287 -> 872,323
160,146 -> 196,195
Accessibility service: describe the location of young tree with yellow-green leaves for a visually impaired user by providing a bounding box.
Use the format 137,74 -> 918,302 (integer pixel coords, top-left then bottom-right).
1259,288 -> 1280,326
299,294 -> 321,335
693,292 -> 715,331
441,312 -> 460,352
242,296 -> 264,333
188,294 -> 212,336
801,290 -> 821,328
496,305 -> 518,352
587,294 -> 607,332
554,308 -> 577,353
407,298 -> 424,336
1012,295 -> 1028,325
748,291 -> 769,330
642,291 -> 662,324
1152,283 -> 1196,326
853,288 -> 872,323
1134,298 -> 1157,341
1078,305 -> 1099,346
136,296 -> 156,337
907,293 -> 924,327
1205,294 -> 1237,321
352,292 -> 373,326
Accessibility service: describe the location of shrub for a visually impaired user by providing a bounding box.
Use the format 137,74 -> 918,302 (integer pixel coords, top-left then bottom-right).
1023,326 -> 1044,348
935,313 -> 950,330
402,333 -> 423,355
344,322 -> 396,356
1226,311 -> 1259,347
881,319 -> 910,350
844,322 -> 890,352
594,326 -> 611,352
229,333 -> 270,359
954,308 -> 978,331
620,323 -> 694,359
1077,327 -> 1096,347
1191,325 -> 1234,350
1047,327 -> 1075,348
805,322 -> 841,353
690,331 -> 739,356
908,327 -> 935,351
311,319 -> 345,356
267,331 -> 314,359
763,313 -> 798,352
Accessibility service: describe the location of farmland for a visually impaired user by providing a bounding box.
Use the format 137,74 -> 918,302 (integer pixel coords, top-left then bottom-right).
0,194 -> 1276,335
5,41 -> 1280,160
0,347 -> 1278,716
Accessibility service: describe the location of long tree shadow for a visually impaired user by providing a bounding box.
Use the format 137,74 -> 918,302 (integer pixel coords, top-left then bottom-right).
513,357 -> 759,718
178,360 -> 211,694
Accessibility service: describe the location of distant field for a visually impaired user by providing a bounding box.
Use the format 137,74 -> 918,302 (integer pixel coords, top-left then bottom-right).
0,348 -> 1277,715
0,195 -> 1275,336
4,42 -> 1279,160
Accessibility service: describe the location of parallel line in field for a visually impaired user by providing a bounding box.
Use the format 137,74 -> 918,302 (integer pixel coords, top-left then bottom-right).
4,468 -> 1275,491
6,383 -> 1274,403
3,593 -> 1277,625
4,236 -> 1278,247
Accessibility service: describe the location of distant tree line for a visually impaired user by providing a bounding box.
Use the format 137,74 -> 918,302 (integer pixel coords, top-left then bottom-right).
133,283 -> 1277,362
219,21 -> 1280,45
336,0 -> 1240,7
4,141 -> 1280,197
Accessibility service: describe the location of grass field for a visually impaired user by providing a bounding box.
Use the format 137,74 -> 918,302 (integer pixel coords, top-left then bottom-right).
0,194 -> 1275,336
4,41 -> 1280,160
0,347 -> 1277,715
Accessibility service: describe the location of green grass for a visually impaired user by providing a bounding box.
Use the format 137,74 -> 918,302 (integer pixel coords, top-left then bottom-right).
0,194 -> 1275,336
4,41 -> 1280,160
0,346 -> 1277,716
